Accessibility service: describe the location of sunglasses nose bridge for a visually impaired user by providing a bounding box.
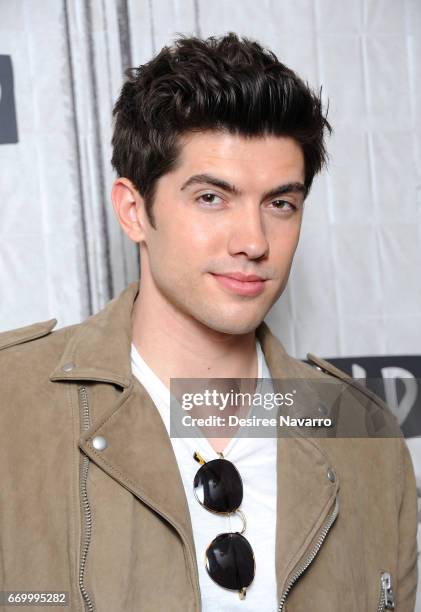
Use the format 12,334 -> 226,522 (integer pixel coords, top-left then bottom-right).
235,508 -> 247,535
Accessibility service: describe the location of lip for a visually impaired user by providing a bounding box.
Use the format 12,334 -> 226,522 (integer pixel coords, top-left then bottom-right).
211,272 -> 267,297
220,272 -> 265,282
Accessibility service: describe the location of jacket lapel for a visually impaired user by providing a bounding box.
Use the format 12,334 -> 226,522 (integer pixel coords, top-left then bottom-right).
257,324 -> 339,598
78,378 -> 197,564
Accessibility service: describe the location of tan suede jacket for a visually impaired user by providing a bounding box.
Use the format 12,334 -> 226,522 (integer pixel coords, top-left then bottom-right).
0,282 -> 418,611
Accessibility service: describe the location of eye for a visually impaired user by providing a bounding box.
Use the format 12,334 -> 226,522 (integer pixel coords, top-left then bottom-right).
196,192 -> 224,207
270,200 -> 296,212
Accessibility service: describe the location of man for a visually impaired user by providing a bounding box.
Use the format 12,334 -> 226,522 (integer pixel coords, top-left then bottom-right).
0,33 -> 417,611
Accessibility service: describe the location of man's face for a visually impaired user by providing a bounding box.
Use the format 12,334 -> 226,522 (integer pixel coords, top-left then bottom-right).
139,131 -> 306,334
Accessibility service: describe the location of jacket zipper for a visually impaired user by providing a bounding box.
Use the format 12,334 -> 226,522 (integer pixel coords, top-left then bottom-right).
277,497 -> 339,611
377,571 -> 395,611
79,386 -> 95,612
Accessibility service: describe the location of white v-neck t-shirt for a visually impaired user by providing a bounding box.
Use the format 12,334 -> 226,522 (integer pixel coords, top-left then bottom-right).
131,341 -> 278,611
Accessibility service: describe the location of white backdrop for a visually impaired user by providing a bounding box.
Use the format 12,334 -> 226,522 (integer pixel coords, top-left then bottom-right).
1,0 -> 421,606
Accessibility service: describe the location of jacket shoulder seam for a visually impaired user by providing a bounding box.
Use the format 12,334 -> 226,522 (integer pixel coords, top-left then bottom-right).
306,352 -> 395,415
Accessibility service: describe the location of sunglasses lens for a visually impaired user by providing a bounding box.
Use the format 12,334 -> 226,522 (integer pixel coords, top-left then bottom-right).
194,459 -> 243,513
205,532 -> 255,590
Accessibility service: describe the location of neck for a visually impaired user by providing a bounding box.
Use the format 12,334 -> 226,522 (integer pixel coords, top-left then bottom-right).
131,282 -> 258,390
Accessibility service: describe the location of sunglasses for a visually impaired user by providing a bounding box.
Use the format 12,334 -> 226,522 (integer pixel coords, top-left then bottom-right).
193,451 -> 255,599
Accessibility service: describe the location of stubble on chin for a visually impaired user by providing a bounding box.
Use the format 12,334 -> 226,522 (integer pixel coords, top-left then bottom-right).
189,297 -> 270,336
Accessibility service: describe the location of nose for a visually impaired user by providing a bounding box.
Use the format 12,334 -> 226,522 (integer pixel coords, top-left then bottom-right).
227,206 -> 269,260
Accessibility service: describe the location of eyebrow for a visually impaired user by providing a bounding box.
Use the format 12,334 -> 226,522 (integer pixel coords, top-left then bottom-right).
180,173 -> 307,201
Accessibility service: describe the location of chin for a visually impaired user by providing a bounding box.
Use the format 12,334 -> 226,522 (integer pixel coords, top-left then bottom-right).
197,312 -> 264,336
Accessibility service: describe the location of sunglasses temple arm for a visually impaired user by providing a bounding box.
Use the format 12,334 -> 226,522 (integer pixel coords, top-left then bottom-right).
193,451 -> 206,465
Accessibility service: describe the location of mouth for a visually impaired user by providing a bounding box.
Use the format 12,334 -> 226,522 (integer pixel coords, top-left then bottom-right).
210,272 -> 267,297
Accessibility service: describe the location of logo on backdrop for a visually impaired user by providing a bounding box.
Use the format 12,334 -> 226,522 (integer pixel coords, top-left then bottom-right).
325,356 -> 421,438
0,55 -> 18,144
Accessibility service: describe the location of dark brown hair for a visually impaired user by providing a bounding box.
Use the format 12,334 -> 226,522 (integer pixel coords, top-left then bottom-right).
111,32 -> 331,227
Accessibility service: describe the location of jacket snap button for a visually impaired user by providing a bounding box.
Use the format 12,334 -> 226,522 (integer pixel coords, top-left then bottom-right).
92,436 -> 108,451
318,403 -> 328,416
62,361 -> 75,372
327,468 -> 336,483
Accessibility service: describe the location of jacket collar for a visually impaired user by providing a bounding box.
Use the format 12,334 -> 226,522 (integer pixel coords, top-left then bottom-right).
50,282 -> 140,387
50,280 -> 306,389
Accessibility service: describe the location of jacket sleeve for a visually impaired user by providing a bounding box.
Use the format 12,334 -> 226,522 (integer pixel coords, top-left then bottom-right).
396,438 -> 419,611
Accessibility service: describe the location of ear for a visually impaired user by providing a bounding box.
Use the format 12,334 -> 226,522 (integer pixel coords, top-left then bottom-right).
111,178 -> 148,243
